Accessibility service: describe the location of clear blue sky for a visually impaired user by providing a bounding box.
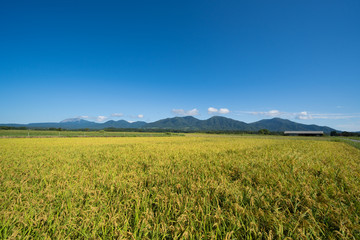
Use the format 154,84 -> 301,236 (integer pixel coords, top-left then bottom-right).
1,0 -> 359,131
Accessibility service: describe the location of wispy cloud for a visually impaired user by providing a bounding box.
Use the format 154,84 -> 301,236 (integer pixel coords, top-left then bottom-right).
111,113 -> 124,117
172,108 -> 199,116
208,107 -> 230,115
249,110 -> 282,117
236,110 -> 360,120
128,114 -> 145,119
336,122 -> 360,132
73,113 -> 144,122
71,115 -> 107,122
296,113 -> 359,120
96,116 -> 108,122
79,115 -> 108,122
295,111 -> 312,120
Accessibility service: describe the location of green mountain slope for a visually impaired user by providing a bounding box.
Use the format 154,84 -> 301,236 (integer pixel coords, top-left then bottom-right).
0,117 -> 337,133
249,118 -> 335,132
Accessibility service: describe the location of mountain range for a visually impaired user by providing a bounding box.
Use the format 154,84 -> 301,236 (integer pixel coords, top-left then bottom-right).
0,116 -> 337,133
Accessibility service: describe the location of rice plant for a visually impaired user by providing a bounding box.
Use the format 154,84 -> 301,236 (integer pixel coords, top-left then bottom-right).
0,136 -> 359,239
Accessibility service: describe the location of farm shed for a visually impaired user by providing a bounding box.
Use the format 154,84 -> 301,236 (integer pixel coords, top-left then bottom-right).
284,131 -> 324,136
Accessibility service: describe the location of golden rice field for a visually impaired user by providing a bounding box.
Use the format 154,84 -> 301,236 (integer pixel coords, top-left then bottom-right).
1,136 -> 360,239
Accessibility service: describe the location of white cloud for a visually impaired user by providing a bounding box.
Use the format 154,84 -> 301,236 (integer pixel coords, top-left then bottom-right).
137,114 -> 144,118
96,116 -> 108,122
208,107 -> 230,115
250,110 -> 282,117
295,111 -> 312,120
172,108 -> 199,116
268,110 -> 280,116
187,109 -> 199,116
219,108 -> 230,114
111,113 -> 123,117
208,107 -> 218,114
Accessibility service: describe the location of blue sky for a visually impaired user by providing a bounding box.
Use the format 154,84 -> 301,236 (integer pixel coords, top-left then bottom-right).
1,0 -> 359,131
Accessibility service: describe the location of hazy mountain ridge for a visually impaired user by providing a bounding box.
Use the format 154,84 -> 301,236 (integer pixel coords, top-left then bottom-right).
0,116 -> 337,132
0,119 -> 146,130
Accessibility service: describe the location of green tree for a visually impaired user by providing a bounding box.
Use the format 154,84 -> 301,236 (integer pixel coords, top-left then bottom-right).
258,129 -> 270,135
330,131 -> 337,136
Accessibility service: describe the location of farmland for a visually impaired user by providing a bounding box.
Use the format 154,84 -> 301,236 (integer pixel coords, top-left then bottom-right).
0,129 -> 179,138
1,136 -> 360,239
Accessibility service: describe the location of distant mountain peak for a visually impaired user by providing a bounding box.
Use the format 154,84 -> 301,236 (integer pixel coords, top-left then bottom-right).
209,116 -> 230,120
178,116 -> 197,120
60,118 -> 84,123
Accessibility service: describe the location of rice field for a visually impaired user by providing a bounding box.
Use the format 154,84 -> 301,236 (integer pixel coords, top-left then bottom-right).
0,129 -> 178,138
0,136 -> 360,239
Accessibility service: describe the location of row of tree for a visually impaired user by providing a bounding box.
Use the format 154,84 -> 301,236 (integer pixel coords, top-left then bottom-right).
1,125 -> 359,137
330,131 -> 360,137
